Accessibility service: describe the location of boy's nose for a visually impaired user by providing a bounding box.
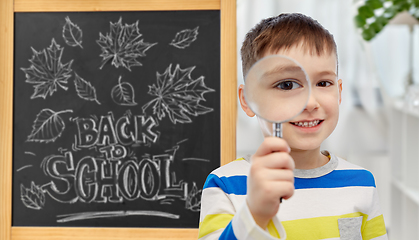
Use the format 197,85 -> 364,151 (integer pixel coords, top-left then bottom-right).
304,93 -> 320,112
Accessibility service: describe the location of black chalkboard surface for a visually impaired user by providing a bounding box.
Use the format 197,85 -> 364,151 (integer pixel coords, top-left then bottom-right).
13,10 -> 220,228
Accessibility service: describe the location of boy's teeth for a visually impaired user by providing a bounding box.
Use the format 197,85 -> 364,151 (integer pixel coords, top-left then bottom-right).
294,120 -> 320,127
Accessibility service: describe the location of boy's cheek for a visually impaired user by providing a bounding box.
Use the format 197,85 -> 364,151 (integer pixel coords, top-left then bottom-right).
319,92 -> 341,106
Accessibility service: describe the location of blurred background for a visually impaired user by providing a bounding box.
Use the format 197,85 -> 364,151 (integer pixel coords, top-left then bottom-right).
236,0 -> 419,238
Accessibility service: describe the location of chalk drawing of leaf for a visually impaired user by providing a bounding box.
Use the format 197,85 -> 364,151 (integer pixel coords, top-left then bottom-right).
62,16 -> 83,49
170,26 -> 199,49
21,38 -> 73,99
185,182 -> 202,212
20,182 -> 46,210
96,17 -> 157,71
27,108 -> 73,143
74,73 -> 101,105
142,64 -> 214,124
111,76 -> 137,106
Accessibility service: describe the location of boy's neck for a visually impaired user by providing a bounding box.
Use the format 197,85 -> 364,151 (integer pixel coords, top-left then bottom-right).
290,148 -> 329,170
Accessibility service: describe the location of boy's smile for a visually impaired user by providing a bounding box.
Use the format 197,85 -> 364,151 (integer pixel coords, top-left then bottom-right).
289,119 -> 324,132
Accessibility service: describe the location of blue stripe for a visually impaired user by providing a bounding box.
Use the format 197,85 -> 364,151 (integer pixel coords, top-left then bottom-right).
203,174 -> 247,195
203,169 -> 374,194
295,169 -> 376,189
219,221 -> 238,240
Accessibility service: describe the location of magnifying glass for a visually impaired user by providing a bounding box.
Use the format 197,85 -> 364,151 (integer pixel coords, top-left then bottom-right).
244,55 -> 311,138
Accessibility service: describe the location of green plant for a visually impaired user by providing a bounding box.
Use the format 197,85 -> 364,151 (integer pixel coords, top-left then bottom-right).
354,0 -> 419,41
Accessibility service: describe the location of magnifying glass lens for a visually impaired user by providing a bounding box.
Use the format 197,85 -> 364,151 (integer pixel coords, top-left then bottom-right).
244,55 -> 310,123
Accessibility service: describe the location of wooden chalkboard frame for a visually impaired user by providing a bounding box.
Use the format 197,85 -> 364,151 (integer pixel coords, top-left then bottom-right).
0,0 -> 236,239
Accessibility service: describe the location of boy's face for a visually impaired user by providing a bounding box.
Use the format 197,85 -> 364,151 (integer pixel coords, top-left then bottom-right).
239,45 -> 342,152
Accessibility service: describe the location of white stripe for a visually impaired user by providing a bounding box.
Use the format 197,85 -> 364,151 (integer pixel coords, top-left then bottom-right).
212,157 -> 367,178
335,157 -> 365,170
200,187 -> 236,221
229,194 -> 247,208
212,160 -> 250,177
212,157 -> 368,178
233,203 -> 286,240
366,188 -> 383,221
278,187 -> 377,221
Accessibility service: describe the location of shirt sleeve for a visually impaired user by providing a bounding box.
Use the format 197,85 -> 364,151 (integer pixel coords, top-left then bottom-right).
198,172 -> 287,240
361,178 -> 388,240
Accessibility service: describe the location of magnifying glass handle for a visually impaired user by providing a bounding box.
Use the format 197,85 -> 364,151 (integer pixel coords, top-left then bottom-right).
273,123 -> 283,138
272,122 -> 284,203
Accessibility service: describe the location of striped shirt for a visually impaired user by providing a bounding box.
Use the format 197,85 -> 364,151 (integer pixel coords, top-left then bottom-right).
198,152 -> 387,240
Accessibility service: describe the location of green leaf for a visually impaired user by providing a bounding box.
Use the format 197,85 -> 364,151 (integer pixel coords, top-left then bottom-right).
400,2 -> 411,11
393,0 -> 411,11
366,0 -> 384,9
370,21 -> 384,33
393,0 -> 406,5
384,6 -> 398,19
354,15 -> 367,28
376,16 -> 389,26
362,27 -> 376,41
358,5 -> 375,18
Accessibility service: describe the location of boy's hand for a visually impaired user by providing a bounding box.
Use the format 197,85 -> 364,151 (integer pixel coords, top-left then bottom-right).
246,137 -> 295,229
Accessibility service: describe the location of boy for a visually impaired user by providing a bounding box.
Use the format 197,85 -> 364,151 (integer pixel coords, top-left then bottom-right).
198,13 -> 388,240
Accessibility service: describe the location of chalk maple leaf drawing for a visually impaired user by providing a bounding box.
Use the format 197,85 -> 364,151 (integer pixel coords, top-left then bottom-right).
142,64 -> 214,124
20,182 -> 46,210
21,38 -> 73,99
27,108 -> 73,143
96,17 -> 157,71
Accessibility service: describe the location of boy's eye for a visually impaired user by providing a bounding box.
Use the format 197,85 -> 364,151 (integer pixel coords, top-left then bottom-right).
317,81 -> 331,87
275,80 -> 302,91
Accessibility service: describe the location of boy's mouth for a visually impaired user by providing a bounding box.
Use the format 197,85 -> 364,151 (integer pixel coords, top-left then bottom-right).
290,120 -> 323,128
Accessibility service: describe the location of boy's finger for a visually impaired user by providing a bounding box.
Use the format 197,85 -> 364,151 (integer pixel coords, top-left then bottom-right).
263,169 -> 294,182
270,181 -> 295,200
254,137 -> 290,157
262,152 -> 295,170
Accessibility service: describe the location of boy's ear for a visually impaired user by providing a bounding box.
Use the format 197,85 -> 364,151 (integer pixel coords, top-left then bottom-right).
338,79 -> 343,104
238,84 -> 256,117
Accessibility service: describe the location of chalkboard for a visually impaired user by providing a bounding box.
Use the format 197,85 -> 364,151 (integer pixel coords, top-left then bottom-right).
13,10 -> 220,228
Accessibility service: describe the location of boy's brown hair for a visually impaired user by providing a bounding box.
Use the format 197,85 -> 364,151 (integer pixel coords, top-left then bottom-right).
241,13 -> 337,78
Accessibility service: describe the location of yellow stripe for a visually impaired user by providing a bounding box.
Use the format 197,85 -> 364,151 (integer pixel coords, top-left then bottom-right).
198,213 -> 234,238
362,215 -> 387,240
233,157 -> 245,161
198,212 -> 384,239
282,212 -> 367,240
267,220 -> 280,238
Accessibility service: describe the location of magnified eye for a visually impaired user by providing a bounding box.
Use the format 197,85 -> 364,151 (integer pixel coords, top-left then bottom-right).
317,81 -> 331,87
275,80 -> 302,90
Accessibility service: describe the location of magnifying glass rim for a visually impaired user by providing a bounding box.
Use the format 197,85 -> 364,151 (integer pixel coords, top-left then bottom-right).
243,54 -> 312,123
